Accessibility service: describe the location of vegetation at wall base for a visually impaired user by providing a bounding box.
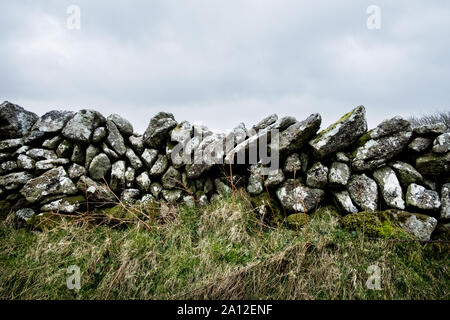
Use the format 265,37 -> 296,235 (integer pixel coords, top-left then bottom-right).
1,193 -> 448,300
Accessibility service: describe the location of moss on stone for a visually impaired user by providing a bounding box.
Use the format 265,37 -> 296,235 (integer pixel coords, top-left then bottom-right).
285,213 -> 309,228
341,210 -> 411,239
26,212 -> 63,231
313,109 -> 355,141
250,192 -> 283,224
64,195 -> 86,205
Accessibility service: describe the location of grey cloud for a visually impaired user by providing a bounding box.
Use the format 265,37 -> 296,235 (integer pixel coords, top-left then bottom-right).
0,0 -> 449,134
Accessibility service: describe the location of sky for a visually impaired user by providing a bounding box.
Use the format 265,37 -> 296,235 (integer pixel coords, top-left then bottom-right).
0,0 -> 449,134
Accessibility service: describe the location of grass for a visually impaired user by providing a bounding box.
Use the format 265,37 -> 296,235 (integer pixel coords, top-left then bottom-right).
0,191 -> 449,300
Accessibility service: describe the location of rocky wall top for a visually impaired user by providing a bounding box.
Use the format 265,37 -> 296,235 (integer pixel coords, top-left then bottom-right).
0,100 -> 449,240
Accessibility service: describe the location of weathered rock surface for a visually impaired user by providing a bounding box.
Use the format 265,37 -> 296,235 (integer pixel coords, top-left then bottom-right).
348,174 -> 378,212
415,152 -> 450,176
106,120 -> 127,156
77,176 -> 116,203
32,110 -> 74,133
89,153 -> 111,180
373,166 -> 405,210
432,132 -> 450,153
0,101 -> 38,139
276,179 -> 325,213
309,106 -> 367,158
306,162 -> 328,188
328,162 -> 350,188
62,110 -> 105,142
406,183 -> 441,211
278,114 -> 321,153
389,161 -> 423,186
334,190 -> 358,214
107,114 -> 134,136
20,167 -> 78,203
143,112 -> 177,148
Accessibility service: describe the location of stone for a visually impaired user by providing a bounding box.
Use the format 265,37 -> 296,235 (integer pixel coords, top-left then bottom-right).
214,178 -> 232,197
141,148 -> 159,168
106,120 -> 127,156
183,195 -> 196,208
110,160 -> 126,192
264,169 -> 285,188
143,112 -> 177,148
14,146 -> 29,155
415,152 -> 450,176
186,133 -> 225,179
352,129 -> 412,171
276,179 -> 325,213
20,167 -> 78,203
328,162 -> 350,188
370,116 -> 411,139
0,172 -> 33,190
171,121 -> 193,144
408,137 -> 432,153
125,167 -> 135,188
89,153 -> 111,180
15,208 -> 35,221
309,106 -> 367,158
283,153 -> 302,174
125,147 -> 143,169
85,144 -> 100,168
136,172 -> 151,192
35,158 -> 70,171
279,114 -> 321,153
150,182 -> 163,199
149,154 -> 169,177
70,144 -> 85,165
348,174 -> 378,212
334,190 -> 358,214
252,114 -> 278,132
121,189 -> 140,203
413,123 -> 446,136
17,154 -> 35,170
62,109 -> 105,142
32,110 -> 75,133
56,140 -> 73,158
431,132 -> 450,153
406,183 -> 441,211
162,166 -> 182,189
161,189 -> 183,202
41,195 -> 85,213
92,127 -> 107,143
42,136 -> 63,149
389,161 -> 423,187
101,142 -> 119,159
399,214 -> 437,241
107,114 -> 134,136
68,163 -> 86,179
306,162 -> 328,188
335,152 -> 350,163
129,135 -> 144,154
23,130 -> 46,144
77,176 -> 116,204
441,183 -> 450,219
26,148 -> 57,160
0,101 -> 38,139
373,166 -> 405,210
247,172 -> 264,195
0,138 -> 24,151
0,161 -> 18,174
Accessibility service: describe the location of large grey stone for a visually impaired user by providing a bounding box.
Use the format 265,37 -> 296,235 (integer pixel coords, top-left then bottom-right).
89,153 -> 111,180
441,183 -> 450,219
0,101 -> 38,139
348,174 -> 378,212
136,172 -> 151,193
406,183 -> 441,211
432,132 -> 450,154
162,166 -> 182,189
77,176 -> 116,204
141,148 -> 159,168
110,160 -> 126,192
334,190 -> 358,214
32,110 -> 75,133
415,152 -> 450,176
389,161 -> 423,186
279,114 -> 321,153
306,162 -> 328,188
20,167 -> 78,203
408,137 -> 432,153
106,120 -> 126,156
125,147 -> 143,169
0,172 -> 33,190
328,162 -> 350,188
276,179 -> 325,213
62,109 -> 105,143
373,166 -> 405,210
309,106 -> 367,158
149,154 -> 169,177
413,123 -> 446,136
143,112 -> 177,148
107,114 -> 134,136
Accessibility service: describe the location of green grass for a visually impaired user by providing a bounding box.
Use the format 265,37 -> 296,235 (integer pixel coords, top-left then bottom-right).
0,193 -> 448,300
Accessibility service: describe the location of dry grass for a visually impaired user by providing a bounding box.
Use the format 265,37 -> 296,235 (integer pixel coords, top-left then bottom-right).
0,194 -> 448,300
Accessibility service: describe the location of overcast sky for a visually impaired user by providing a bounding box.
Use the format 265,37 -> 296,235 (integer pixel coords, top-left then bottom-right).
0,1 -> 449,134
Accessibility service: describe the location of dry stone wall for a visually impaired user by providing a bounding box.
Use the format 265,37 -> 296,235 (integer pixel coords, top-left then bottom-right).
0,101 -> 449,239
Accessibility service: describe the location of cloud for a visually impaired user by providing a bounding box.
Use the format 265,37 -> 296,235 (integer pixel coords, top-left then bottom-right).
0,0 -> 449,134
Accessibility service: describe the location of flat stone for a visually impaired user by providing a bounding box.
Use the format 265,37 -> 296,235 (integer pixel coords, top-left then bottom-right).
32,110 -> 75,133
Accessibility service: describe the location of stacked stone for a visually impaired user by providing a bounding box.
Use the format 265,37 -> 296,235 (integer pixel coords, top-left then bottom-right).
0,100 -> 448,240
